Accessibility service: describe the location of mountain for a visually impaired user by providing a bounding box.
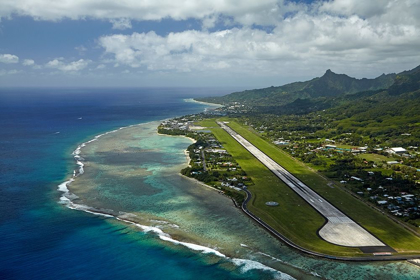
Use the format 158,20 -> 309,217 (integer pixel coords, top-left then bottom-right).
322,65 -> 420,140
197,70 -> 396,106
259,65 -> 420,116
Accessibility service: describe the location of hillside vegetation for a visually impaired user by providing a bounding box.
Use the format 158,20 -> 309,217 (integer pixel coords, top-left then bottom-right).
197,69 -> 396,107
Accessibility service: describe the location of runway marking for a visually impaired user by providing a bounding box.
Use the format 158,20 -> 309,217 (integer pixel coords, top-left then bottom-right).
218,121 -> 385,247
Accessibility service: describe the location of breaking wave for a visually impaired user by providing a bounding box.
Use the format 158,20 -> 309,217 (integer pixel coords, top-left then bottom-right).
57,122 -> 295,279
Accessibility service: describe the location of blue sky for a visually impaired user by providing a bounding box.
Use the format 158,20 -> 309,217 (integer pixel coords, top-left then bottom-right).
1,0 -> 419,88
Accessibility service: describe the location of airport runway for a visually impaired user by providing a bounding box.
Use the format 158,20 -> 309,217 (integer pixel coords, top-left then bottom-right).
218,121 -> 385,247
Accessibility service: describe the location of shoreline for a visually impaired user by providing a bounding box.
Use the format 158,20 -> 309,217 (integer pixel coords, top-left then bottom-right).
184,98 -> 223,108
57,121 -> 231,255
166,127 -> 420,261
56,118 -> 302,278
157,131 -> 233,197
60,114 -> 420,264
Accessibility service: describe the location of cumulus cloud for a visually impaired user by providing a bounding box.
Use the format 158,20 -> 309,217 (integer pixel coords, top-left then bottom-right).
110,18 -> 132,30
46,59 -> 90,72
0,0 -> 284,26
3,0 -> 420,83
22,59 -> 35,66
0,69 -> 20,76
98,10 -> 420,77
0,54 -> 19,64
75,45 -> 88,55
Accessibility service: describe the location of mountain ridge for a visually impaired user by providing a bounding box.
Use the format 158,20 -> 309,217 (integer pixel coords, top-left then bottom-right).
196,68 -> 398,106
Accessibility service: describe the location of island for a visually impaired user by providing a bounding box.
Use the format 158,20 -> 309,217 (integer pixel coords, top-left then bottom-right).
159,64 -> 420,261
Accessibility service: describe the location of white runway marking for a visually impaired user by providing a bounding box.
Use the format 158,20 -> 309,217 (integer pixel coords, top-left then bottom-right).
218,122 -> 385,247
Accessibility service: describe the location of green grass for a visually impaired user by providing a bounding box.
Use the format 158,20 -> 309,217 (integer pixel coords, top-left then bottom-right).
357,153 -> 396,164
197,119 -> 220,128
202,120 -> 364,256
335,144 -> 356,149
223,119 -> 420,255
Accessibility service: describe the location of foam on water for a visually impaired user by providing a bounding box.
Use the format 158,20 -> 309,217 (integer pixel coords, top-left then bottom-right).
231,259 -> 296,280
56,121 -> 296,279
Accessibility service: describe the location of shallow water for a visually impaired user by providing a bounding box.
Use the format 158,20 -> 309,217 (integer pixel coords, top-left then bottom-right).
63,120 -> 420,280
1,88 -> 419,279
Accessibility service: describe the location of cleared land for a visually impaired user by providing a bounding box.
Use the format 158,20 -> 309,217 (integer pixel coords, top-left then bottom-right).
357,153 -> 396,164
225,119 -> 420,255
200,119 -> 361,256
198,118 -> 420,256
218,121 -> 385,248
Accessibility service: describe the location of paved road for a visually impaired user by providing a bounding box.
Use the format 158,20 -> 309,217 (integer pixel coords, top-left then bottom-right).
218,121 -> 385,248
201,150 -> 207,171
240,188 -> 420,261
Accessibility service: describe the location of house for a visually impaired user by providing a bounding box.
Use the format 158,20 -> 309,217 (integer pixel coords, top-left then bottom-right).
387,147 -> 407,155
351,176 -> 363,182
325,144 -> 337,149
208,149 -> 227,154
273,140 -> 289,145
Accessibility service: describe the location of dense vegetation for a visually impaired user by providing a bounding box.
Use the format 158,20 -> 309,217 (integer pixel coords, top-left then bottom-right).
197,69 -> 396,107
168,64 -> 420,256
159,117 -> 247,205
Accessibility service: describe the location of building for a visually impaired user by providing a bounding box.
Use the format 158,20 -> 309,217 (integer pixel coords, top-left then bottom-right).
325,144 -> 337,149
350,176 -> 363,182
387,147 -> 407,155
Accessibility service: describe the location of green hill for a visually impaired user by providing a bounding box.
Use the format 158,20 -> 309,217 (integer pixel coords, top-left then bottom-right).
197,69 -> 396,106
325,65 -> 420,140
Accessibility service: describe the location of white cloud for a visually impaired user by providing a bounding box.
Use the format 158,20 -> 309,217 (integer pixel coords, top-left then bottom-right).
0,53 -> 19,64
201,14 -> 219,30
75,45 -> 88,55
0,0 -> 283,26
96,64 -> 106,69
98,10 -> 420,78
2,0 -> 420,85
0,69 -> 20,76
110,18 -> 132,30
4,0 -> 417,29
22,59 -> 35,66
46,59 -> 90,72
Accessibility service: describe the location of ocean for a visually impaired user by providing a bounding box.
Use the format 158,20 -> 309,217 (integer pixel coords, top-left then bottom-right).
0,88 -> 419,280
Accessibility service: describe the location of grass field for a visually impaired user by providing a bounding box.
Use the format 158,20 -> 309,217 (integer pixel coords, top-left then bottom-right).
357,153 -> 397,164
199,118 -> 420,256
199,120 -> 363,256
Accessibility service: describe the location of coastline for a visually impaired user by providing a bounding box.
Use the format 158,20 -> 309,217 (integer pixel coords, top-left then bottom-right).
58,121 -> 231,252
183,98 -> 223,108
157,131 -> 234,197
163,125 -> 420,261
56,119 -> 304,279
156,131 -> 195,167
60,111 -> 420,264
55,108 -> 420,279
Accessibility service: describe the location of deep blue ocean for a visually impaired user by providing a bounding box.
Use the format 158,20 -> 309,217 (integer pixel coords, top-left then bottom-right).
1,88 -> 419,280
0,87 -> 262,280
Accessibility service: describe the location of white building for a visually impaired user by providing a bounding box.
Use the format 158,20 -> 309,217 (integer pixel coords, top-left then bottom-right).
387,147 -> 407,154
